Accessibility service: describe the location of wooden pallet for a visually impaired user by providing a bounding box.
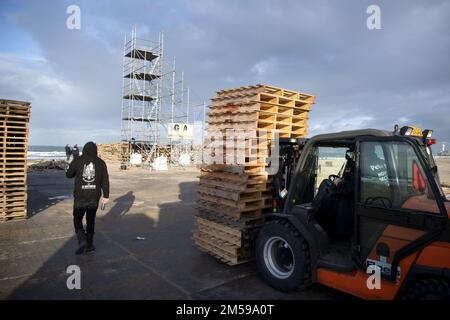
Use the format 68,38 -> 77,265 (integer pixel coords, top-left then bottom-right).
193,211 -> 265,265
207,124 -> 306,138
198,178 -> 269,194
197,218 -> 243,246
197,209 -> 264,226
197,191 -> 268,211
214,85 -> 314,99
196,199 -> 263,220
193,232 -> 243,265
0,199 -> 27,206
211,92 -> 314,110
0,214 -> 27,222
206,126 -> 306,139
0,99 -> 30,221
207,111 -> 308,126
200,163 -> 268,175
198,180 -> 252,194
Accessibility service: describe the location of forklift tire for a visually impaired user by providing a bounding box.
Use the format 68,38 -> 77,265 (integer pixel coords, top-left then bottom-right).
402,278 -> 450,300
256,219 -> 311,292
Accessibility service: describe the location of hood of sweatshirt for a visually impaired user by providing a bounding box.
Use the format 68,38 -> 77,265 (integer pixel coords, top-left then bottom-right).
83,141 -> 97,157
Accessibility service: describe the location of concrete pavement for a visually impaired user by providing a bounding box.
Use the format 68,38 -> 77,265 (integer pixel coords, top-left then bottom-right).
0,166 -> 350,300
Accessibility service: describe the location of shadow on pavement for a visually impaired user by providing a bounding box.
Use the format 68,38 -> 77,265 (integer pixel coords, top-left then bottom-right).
26,171 -> 73,218
8,181 -> 196,299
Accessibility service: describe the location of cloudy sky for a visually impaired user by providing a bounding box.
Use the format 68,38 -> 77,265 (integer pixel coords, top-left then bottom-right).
0,0 -> 449,147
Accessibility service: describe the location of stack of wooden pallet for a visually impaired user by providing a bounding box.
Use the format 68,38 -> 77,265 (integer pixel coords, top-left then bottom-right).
0,100 -> 31,222
208,84 -> 314,138
193,84 -> 314,264
97,143 -> 128,163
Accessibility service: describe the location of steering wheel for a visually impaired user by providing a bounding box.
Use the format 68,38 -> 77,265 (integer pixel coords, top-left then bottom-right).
328,174 -> 340,182
364,197 -> 393,209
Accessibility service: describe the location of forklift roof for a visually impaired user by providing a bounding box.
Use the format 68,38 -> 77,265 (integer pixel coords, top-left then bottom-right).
310,128 -> 391,143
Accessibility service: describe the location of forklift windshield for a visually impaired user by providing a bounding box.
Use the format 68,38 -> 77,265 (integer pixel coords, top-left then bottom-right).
288,135 -> 445,244
359,140 -> 440,213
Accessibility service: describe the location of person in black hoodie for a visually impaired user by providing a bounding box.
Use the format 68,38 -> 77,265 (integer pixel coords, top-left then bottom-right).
66,141 -> 109,254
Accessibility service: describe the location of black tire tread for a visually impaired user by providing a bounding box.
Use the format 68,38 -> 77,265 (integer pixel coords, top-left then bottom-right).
257,219 -> 312,291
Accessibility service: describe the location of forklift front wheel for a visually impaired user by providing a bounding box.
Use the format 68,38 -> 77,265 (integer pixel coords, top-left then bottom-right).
263,236 -> 295,279
256,220 -> 311,292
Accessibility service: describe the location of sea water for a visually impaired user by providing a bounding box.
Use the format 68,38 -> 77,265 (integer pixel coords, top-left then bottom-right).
27,145 -> 74,160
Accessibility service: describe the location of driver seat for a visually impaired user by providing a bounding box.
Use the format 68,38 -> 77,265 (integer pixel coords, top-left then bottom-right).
312,149 -> 355,240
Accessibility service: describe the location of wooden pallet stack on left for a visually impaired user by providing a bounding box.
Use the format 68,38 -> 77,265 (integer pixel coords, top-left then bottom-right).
0,99 -> 31,222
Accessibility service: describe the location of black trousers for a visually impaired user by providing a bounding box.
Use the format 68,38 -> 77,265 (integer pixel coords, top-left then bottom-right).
73,206 -> 98,234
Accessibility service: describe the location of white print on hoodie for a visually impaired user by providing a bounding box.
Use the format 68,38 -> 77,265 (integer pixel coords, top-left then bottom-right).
81,162 -> 96,190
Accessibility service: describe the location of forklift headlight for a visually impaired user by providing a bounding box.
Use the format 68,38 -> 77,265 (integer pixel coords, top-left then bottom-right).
400,125 -> 423,137
423,129 -> 433,139
400,126 -> 413,136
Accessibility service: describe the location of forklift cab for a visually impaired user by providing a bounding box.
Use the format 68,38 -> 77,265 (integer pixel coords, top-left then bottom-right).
256,128 -> 450,299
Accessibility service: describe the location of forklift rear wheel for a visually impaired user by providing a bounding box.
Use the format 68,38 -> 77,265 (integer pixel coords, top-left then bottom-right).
256,220 -> 311,292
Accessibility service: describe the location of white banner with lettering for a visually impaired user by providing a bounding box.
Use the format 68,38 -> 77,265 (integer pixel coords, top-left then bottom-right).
168,123 -> 193,140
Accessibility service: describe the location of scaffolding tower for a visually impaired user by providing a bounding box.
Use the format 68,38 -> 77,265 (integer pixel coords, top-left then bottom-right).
120,26 -> 203,167
121,26 -> 163,164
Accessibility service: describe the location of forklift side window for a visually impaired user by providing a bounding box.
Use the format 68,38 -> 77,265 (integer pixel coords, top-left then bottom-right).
292,145 -> 348,206
315,147 -> 348,194
359,141 -> 439,214
292,147 -> 318,205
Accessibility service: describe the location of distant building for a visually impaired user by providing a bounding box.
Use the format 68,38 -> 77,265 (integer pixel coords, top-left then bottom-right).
438,142 -> 449,157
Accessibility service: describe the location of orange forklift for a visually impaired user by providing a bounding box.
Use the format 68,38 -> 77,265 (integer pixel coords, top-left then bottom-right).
255,125 -> 450,299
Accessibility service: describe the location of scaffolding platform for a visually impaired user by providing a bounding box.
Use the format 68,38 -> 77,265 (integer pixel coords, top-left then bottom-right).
122,94 -> 155,102
122,117 -> 157,122
125,48 -> 158,61
124,72 -> 160,81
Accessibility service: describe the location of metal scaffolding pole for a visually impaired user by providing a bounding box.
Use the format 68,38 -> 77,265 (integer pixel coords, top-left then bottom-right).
171,58 -> 175,127
186,87 -> 190,124
202,100 -> 206,162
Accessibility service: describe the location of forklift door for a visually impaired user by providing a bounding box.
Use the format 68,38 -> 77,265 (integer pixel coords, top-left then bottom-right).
355,137 -> 447,281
